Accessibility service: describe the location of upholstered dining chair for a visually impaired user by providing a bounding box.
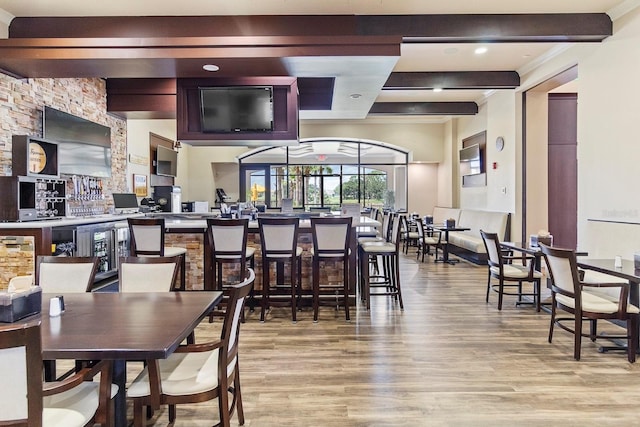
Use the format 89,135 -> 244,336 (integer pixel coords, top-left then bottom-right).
36,256 -> 99,293
127,217 -> 187,290
258,217 -> 303,322
415,220 -> 443,262
0,322 -> 117,427
118,256 -> 181,292
310,216 -> 352,322
127,268 -> 255,427
540,244 -> 639,362
480,230 -> 543,311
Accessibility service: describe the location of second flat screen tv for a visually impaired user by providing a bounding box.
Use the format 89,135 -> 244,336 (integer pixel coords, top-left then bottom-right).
156,145 -> 178,177
199,86 -> 274,133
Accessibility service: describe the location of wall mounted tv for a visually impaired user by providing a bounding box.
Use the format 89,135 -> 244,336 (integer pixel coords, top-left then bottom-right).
42,106 -> 112,178
459,144 -> 482,176
176,77 -> 299,146
155,145 -> 178,177
200,86 -> 274,133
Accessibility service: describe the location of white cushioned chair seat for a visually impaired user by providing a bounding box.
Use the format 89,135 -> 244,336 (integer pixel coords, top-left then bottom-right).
309,247 -> 350,257
490,264 -> 542,279
164,246 -> 188,257
43,382 -> 118,427
556,292 -> 640,314
358,236 -> 385,245
360,242 -> 395,254
264,247 -> 303,257
128,350 -> 219,398
407,231 -> 419,240
215,247 -> 256,260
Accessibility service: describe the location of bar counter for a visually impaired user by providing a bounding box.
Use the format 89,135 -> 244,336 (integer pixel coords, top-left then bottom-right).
0,212 -> 379,293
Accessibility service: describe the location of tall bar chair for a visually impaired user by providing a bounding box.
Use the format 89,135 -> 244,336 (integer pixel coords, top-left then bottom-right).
206,218 -> 255,321
310,216 -> 352,322
127,217 -> 187,290
358,213 -> 404,311
258,217 -> 303,322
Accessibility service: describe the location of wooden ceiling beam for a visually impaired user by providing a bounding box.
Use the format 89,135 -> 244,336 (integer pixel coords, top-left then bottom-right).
369,102 -> 479,116
9,14 -> 612,42
384,71 -> 520,90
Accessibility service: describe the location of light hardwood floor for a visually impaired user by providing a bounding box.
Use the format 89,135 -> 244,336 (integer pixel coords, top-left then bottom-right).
126,251 -> 640,426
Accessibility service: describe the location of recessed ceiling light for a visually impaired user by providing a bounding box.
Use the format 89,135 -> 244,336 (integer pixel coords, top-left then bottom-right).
443,47 -> 458,55
349,93 -> 362,99
202,64 -> 220,72
474,47 -> 488,55
433,88 -> 443,92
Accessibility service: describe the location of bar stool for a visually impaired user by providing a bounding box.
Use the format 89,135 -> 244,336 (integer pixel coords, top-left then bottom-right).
358,213 -> 404,310
310,216 -> 352,322
127,217 -> 187,290
258,217 -> 303,322
206,218 -> 255,321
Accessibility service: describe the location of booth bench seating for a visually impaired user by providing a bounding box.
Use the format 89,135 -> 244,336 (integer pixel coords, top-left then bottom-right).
431,207 -> 511,265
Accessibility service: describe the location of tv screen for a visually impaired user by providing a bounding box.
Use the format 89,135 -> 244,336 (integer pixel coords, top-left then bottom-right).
199,86 -> 274,133
43,107 -> 112,178
156,145 -> 178,177
459,144 -> 482,176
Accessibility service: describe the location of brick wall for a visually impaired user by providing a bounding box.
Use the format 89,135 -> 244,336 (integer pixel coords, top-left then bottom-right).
0,75 -> 127,195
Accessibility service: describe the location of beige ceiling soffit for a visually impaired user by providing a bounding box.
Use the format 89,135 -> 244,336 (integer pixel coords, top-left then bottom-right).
607,0 -> 640,21
0,8 -> 13,28
517,43 -> 572,77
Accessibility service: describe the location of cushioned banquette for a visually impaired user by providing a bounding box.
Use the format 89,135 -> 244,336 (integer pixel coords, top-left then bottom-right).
431,207 -> 510,264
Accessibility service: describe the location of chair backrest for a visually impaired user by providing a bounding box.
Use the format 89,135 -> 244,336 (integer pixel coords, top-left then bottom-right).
380,211 -> 392,241
118,256 -> 180,292
128,218 -> 166,256
219,268 -> 255,382
206,218 -> 249,259
310,217 -> 352,257
539,244 -> 580,302
0,322 -> 42,425
480,230 -> 503,268
258,217 -> 299,258
36,256 -> 99,293
416,218 -> 425,240
389,214 -> 403,248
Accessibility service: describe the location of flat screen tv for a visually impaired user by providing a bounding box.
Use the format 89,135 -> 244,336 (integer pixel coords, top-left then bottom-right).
199,86 -> 274,133
43,106 -> 112,178
459,144 -> 482,176
155,145 -> 178,177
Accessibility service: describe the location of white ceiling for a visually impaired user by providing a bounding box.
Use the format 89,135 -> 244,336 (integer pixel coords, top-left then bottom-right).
0,0 -> 636,122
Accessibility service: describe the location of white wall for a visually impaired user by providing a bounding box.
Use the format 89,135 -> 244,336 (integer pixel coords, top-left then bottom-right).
408,163 -> 439,215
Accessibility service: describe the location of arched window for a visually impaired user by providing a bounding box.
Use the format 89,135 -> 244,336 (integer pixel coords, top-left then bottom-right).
238,138 -> 409,210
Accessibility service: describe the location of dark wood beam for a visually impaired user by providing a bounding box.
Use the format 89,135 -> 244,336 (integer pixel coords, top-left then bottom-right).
9,14 -> 612,43
358,14 -> 612,42
369,102 -> 478,116
384,71 -> 520,90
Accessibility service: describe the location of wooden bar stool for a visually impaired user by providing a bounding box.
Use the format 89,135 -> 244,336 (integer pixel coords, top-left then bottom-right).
258,217 -> 303,322
206,218 -> 255,321
310,216 -> 352,322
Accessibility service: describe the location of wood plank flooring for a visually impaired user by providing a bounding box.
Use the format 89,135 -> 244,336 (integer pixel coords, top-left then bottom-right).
124,251 -> 640,426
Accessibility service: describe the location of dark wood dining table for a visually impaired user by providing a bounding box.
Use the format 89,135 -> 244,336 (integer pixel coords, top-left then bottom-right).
431,225 -> 470,264
38,291 -> 223,427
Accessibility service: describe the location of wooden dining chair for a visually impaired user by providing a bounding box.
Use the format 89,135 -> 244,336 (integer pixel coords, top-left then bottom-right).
127,217 -> 187,290
127,268 -> 255,427
118,256 -> 181,292
480,230 -> 542,311
540,244 -> 639,362
36,256 -> 100,293
0,322 -> 117,427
